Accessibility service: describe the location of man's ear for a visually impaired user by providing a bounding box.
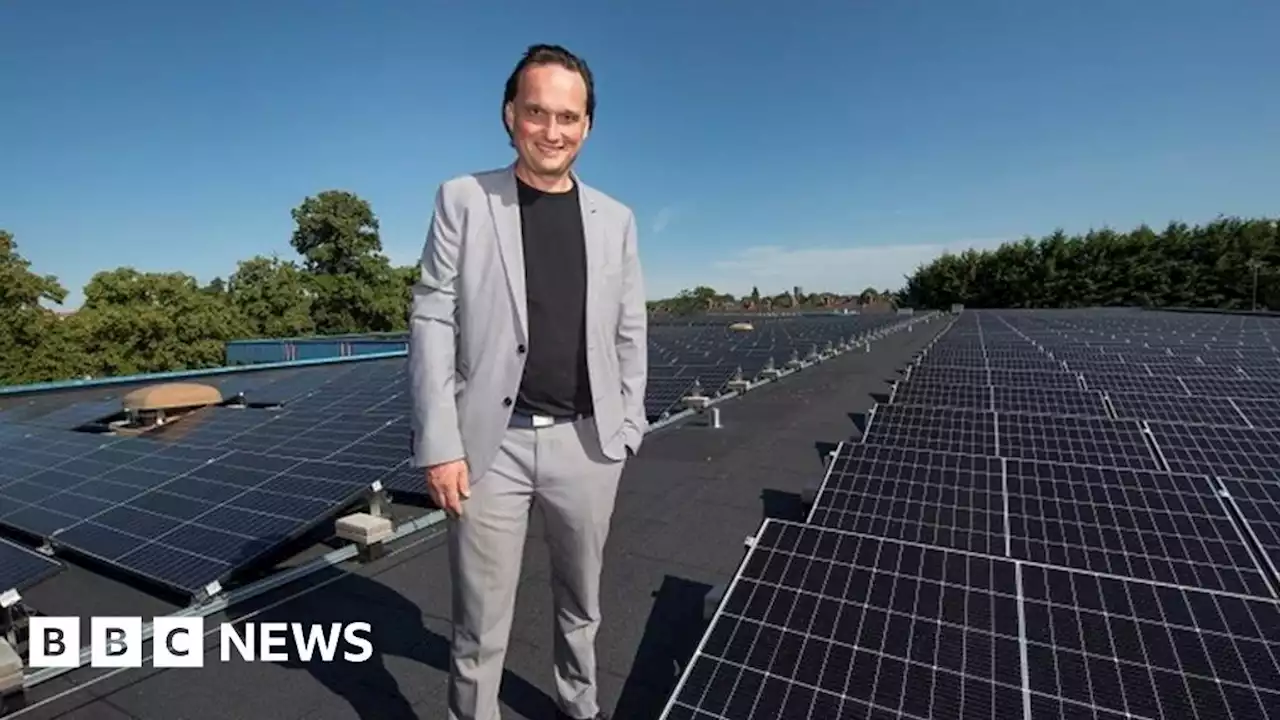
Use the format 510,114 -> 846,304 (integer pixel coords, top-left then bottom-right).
582,116 -> 590,142
503,102 -> 515,137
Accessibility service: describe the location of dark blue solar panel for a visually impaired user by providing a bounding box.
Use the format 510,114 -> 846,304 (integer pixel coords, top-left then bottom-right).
663,520 -> 1280,720
0,537 -> 62,593
861,405 -> 997,456
998,414 -> 1162,470
0,426 -> 394,596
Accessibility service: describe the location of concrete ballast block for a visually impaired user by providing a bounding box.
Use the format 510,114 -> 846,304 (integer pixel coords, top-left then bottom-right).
336,513 -> 394,545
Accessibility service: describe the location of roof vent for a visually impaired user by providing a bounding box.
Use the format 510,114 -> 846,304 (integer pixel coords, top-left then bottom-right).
111,382 -> 224,435
728,322 -> 754,332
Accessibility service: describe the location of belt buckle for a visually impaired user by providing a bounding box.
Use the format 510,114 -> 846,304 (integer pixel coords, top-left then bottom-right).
531,414 -> 555,428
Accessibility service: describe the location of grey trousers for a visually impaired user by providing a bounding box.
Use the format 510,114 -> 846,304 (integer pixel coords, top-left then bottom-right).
447,416 -> 625,720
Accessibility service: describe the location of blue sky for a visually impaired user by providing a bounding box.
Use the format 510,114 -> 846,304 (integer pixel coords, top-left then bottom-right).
3,1 -> 1277,307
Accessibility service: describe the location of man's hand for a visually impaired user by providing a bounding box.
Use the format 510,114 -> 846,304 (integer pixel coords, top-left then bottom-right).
426,459 -> 470,517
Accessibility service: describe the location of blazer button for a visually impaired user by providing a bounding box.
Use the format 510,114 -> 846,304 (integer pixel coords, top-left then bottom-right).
502,397 -> 513,407
517,344 -> 526,354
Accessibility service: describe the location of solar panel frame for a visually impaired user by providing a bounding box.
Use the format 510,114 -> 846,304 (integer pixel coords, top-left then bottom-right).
1234,398 -> 1280,430
809,443 -> 1275,600
663,520 -> 1280,720
1082,373 -> 1191,396
1146,422 -> 1280,481
888,380 -> 991,411
806,443 -> 1007,557
1020,562 -> 1280,719
997,413 -> 1163,471
1004,459 -> 1276,599
1218,477 -> 1280,591
661,521 -> 1027,720
1107,392 -> 1252,427
1183,376 -> 1280,400
992,387 -> 1109,419
861,405 -> 998,456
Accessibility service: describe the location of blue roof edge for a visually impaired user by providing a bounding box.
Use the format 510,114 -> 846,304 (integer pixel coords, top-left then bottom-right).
0,350 -> 409,397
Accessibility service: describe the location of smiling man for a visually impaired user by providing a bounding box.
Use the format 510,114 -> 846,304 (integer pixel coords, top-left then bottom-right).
409,44 -> 648,720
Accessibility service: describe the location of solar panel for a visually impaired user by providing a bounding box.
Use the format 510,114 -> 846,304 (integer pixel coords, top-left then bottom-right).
663,520 -> 1280,720
889,381 -> 990,411
239,366 -> 358,406
1107,392 -> 1251,427
998,413 -> 1163,471
1004,460 -> 1275,598
986,356 -> 1064,372
645,377 -> 697,420
0,537 -> 62,593
904,366 -> 989,386
0,424 -> 395,596
809,443 -> 1273,598
1182,376 -> 1280,400
992,387 -> 1108,418
991,369 -> 1082,391
807,444 -> 1005,555
0,427 -> 130,483
1240,365 -> 1280,381
1082,373 -> 1190,396
1020,562 -> 1280,718
1220,477 -> 1280,589
1234,398 -> 1280,430
862,405 -> 997,456
146,409 -> 402,464
663,522 -> 1026,719
1145,362 -> 1242,379
1147,422 -> 1280,481
3,399 -> 124,430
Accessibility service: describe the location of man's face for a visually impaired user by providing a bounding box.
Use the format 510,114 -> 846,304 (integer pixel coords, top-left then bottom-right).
505,63 -> 590,178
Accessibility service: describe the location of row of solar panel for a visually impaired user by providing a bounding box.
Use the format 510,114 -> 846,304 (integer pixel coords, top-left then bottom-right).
0,314 -> 918,600
662,311 -> 1280,719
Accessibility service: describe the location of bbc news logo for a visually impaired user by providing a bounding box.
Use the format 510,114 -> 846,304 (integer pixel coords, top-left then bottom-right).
27,617 -> 373,668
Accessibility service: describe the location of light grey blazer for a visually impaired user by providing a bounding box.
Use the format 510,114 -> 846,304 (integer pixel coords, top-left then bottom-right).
408,164 -> 649,482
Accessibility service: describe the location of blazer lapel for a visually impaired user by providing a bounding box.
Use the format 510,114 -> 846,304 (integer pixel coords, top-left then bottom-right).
576,172 -> 603,328
489,164 -> 528,342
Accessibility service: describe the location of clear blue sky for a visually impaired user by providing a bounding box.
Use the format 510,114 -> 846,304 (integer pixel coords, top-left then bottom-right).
3,1 -> 1277,307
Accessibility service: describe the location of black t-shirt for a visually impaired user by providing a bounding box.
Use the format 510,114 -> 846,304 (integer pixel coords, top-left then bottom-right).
513,176 -> 594,418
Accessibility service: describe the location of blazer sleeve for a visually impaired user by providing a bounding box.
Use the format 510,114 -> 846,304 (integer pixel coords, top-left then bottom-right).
409,183 -> 466,468
616,209 -> 649,451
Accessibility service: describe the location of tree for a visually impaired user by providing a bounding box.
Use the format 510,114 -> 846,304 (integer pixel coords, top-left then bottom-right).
73,268 -> 247,376
288,191 -> 411,335
899,216 -> 1280,310
0,231 -> 86,385
290,190 -> 383,276
227,256 -> 315,338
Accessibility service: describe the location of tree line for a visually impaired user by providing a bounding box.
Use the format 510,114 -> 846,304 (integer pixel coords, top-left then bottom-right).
898,216 -> 1279,311
3,208 -> 1275,387
1,191 -> 416,386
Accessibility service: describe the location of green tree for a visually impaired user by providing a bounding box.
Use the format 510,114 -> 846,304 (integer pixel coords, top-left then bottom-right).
73,269 -> 247,376
288,190 -> 409,334
899,216 -> 1280,310
227,255 -> 315,338
0,231 -> 86,384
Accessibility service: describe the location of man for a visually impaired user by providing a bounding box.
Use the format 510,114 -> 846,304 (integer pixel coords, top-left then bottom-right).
409,44 -> 648,720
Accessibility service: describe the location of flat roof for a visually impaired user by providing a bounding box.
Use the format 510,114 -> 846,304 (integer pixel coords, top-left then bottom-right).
0,315 -> 937,718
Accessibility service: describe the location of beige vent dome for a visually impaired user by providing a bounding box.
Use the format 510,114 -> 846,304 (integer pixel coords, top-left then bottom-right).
122,383 -> 223,412
728,322 -> 755,331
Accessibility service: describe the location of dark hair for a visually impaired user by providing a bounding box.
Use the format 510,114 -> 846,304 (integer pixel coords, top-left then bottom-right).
502,44 -> 595,138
